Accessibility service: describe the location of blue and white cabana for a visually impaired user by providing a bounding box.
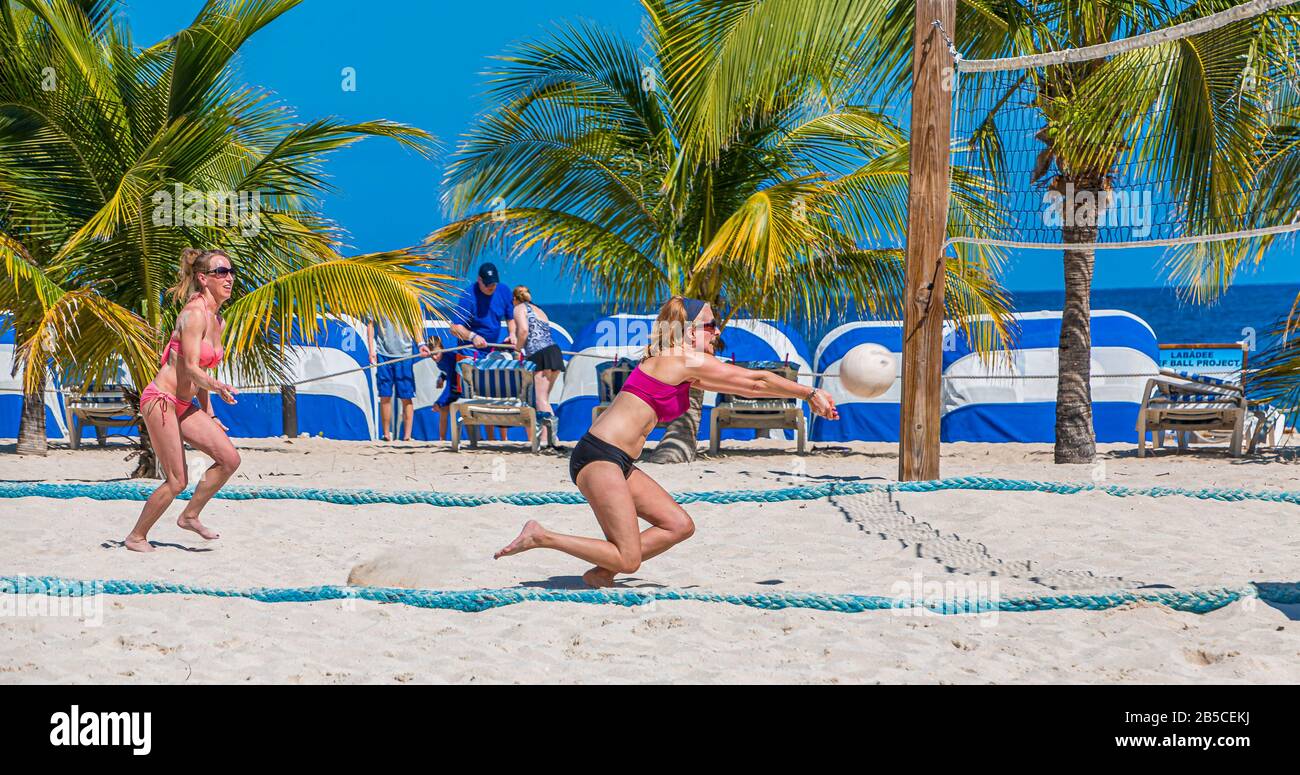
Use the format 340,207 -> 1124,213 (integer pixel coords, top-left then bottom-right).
811,321 -> 905,442
212,316 -> 377,440
0,318 -> 68,439
940,310 -> 1159,443
0,309 -> 1164,446
555,314 -> 814,442
811,310 -> 1160,443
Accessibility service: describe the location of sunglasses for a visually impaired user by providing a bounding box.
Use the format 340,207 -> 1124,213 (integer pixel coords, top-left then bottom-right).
203,266 -> 237,278
698,320 -> 719,332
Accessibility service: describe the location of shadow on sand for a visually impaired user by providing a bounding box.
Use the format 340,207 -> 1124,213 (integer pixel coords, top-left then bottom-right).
101,539 -> 213,553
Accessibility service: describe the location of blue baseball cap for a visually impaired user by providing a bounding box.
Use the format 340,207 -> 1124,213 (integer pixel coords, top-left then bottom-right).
477,263 -> 499,285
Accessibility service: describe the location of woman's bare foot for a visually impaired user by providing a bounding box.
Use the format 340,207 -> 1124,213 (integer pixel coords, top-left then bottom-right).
177,514 -> 220,540
124,535 -> 155,553
582,566 -> 617,588
494,520 -> 546,559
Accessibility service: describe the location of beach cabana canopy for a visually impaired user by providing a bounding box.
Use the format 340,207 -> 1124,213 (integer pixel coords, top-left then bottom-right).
213,316 -> 377,440
0,316 -> 68,439
812,310 -> 1160,443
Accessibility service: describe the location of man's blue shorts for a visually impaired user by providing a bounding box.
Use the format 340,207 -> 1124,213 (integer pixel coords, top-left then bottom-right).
376,357 -> 416,400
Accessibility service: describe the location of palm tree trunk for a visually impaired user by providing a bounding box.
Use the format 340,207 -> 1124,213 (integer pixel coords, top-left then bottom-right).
15,370 -> 49,456
1055,185 -> 1099,464
645,387 -> 703,464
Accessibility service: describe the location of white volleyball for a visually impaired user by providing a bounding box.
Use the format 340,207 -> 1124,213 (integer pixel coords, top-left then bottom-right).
839,343 -> 897,398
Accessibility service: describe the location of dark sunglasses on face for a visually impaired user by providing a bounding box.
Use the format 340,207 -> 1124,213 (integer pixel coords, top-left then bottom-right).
203,266 -> 237,278
698,320 -> 719,332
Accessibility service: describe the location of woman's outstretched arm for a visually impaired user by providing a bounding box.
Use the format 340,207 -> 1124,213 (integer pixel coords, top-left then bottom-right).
685,356 -> 837,419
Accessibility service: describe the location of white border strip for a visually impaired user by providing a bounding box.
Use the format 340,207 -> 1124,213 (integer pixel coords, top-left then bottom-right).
946,219 -> 1300,251
959,0 -> 1299,73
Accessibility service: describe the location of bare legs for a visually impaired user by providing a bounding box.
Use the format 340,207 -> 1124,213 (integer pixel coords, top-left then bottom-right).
495,465 -> 695,587
124,405 -> 240,552
124,403 -> 188,553
400,399 -> 414,440
174,410 -> 240,539
534,370 -> 558,414
535,369 -> 559,445
379,396 -> 393,440
436,404 -> 450,440
379,396 -> 417,440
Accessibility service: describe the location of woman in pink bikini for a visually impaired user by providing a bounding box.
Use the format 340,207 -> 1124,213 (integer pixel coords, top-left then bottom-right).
496,297 -> 839,587
125,248 -> 241,553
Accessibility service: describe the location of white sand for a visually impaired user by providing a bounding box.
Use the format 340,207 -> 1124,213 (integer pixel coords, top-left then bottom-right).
0,436 -> 1296,684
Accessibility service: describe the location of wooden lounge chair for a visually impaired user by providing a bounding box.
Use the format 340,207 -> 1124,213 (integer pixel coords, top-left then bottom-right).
591,357 -> 640,425
1136,370 -> 1250,457
64,386 -> 136,450
450,354 -> 554,454
709,361 -> 806,454
1245,403 -> 1283,453
590,356 -> 676,434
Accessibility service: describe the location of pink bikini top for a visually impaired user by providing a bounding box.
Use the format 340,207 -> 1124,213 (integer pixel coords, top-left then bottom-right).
622,365 -> 690,424
161,293 -> 224,369
161,337 -> 224,370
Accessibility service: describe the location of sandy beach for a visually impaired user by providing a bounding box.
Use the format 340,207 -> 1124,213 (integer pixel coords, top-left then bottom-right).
0,436 -> 1296,684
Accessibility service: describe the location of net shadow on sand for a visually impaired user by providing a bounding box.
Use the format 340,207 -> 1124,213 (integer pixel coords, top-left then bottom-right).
830,490 -> 1143,592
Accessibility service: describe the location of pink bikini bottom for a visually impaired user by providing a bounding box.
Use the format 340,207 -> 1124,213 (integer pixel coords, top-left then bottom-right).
140,383 -> 197,426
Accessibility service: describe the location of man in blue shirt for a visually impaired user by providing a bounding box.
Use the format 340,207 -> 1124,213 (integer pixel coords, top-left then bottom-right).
448,262 -> 515,440
449,262 -> 514,353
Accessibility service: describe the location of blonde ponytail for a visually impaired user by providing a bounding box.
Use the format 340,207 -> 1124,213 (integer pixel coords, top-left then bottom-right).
168,248 -> 228,304
513,285 -> 532,304
643,296 -> 690,360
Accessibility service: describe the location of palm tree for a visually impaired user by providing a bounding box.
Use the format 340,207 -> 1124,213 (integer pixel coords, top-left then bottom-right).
429,0 -> 1014,462
665,0 -> 1299,463
0,0 -> 451,464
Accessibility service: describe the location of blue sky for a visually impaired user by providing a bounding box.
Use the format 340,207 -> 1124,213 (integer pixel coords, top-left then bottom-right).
121,0 -> 1297,297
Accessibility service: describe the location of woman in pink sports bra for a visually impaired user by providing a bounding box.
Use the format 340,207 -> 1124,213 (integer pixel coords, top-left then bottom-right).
125,248 -> 242,553
495,296 -> 839,587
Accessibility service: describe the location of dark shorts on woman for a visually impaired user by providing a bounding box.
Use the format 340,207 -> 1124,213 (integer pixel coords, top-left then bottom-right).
569,432 -> 635,484
526,343 -> 564,372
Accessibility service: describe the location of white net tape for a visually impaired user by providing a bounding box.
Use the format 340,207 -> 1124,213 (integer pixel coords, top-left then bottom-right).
959,0 -> 1300,73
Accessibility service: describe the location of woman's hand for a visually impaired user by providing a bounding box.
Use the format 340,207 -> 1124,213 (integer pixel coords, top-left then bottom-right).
808,388 -> 838,421
215,382 -> 239,405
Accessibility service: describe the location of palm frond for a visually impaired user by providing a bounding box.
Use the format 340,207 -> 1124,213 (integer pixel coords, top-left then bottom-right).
220,249 -> 454,386
0,0 -> 445,402
167,0 -> 304,120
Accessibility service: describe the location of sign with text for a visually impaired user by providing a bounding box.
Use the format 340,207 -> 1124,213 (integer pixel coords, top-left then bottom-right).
1158,343 -> 1246,379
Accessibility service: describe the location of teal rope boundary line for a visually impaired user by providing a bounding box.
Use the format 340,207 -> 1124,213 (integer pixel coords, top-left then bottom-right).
2,476 -> 1300,507
3,575 -> 1297,615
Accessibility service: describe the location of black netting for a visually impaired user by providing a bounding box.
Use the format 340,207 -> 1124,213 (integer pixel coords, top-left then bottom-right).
948,21 -> 1300,249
